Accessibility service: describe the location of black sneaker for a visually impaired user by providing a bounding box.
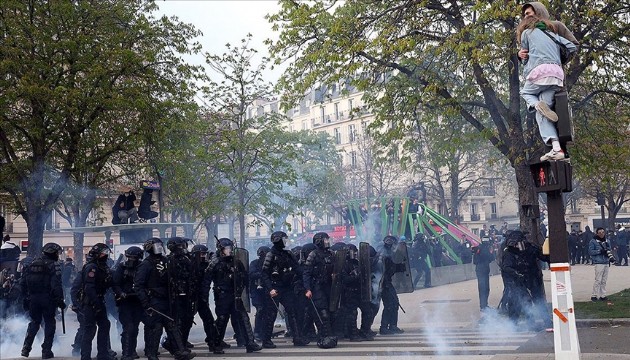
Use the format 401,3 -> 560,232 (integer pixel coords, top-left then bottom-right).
293,338 -> 310,346
600,297 -> 608,301
20,347 -> 30,357
41,351 -> 54,360
591,296 -> 598,302
262,340 -> 276,349
220,341 -> 231,349
389,327 -> 405,334
379,327 -> 393,335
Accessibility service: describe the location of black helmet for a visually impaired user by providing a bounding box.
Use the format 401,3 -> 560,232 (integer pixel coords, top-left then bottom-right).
330,242 -> 346,252
191,244 -> 209,254
346,243 -> 358,259
290,245 -> 302,259
42,242 -> 63,260
257,246 -> 271,259
167,237 -> 188,255
88,243 -> 111,261
413,233 -> 426,242
313,232 -> 330,249
144,237 -> 165,255
217,238 -> 234,256
271,231 -> 288,249
383,235 -> 397,246
124,246 -> 144,259
301,243 -> 317,261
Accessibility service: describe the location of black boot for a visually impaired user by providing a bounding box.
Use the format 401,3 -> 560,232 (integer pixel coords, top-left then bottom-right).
245,343 -> 262,353
41,350 -> 54,359
262,340 -> 276,349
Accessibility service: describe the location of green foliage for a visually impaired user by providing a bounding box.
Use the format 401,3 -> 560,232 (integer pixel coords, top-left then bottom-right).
268,0 -> 630,230
0,0 -> 203,253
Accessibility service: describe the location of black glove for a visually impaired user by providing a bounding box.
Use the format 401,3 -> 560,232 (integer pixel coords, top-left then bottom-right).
58,300 -> 67,310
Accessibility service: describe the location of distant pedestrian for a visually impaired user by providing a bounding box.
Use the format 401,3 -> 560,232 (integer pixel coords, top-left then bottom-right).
588,228 -> 613,301
616,226 -> 629,266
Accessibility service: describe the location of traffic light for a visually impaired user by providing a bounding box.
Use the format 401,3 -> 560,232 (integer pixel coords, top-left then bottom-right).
530,161 -> 573,193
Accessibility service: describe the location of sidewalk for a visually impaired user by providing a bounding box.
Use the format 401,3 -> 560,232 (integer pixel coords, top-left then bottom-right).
395,262 -> 630,334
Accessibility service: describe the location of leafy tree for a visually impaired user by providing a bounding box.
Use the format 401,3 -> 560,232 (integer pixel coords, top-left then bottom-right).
572,94 -> 630,229
267,0 -> 630,241
202,37 -> 304,248
0,0 -> 203,255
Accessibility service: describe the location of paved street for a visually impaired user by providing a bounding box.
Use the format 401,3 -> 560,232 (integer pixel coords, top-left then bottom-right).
2,264 -> 628,359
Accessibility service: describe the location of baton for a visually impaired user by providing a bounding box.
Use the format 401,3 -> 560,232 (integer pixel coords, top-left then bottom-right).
269,295 -> 286,319
308,297 -> 324,326
61,306 -> 66,334
147,307 -> 175,322
399,304 -> 406,314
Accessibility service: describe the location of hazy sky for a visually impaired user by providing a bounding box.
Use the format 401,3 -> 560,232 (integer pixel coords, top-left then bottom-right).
155,0 -> 285,82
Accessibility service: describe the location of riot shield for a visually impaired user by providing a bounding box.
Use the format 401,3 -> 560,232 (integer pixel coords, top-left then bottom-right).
391,241 -> 414,294
233,247 -> 251,312
358,242 -> 372,303
329,248 -> 347,312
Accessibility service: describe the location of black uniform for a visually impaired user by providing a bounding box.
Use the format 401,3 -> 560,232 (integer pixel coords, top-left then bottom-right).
70,273 -> 86,356
189,247 -> 222,354
162,248 -> 194,351
473,241 -> 495,310
499,234 -> 531,322
261,237 -> 308,347
201,240 -> 261,353
80,255 -> 113,360
134,248 -> 193,360
303,232 -> 337,348
339,248 -> 363,341
411,235 -> 431,288
378,238 -> 406,335
20,249 -> 63,358
249,250 -> 267,341
112,257 -> 144,360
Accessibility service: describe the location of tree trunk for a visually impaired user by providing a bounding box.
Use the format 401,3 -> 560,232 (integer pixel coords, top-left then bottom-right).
73,232 -> 85,269
25,210 -> 48,257
205,216 -> 218,250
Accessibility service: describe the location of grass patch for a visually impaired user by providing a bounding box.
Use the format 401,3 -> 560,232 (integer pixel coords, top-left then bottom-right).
574,288 -> 630,319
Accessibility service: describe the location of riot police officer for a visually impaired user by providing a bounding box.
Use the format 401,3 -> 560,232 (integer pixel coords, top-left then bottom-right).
190,244 -> 223,354
162,238 -> 195,353
134,238 -> 194,360
303,232 -> 337,349
379,235 -> 406,335
249,245 -> 270,341
202,238 -> 261,353
113,246 -> 144,360
20,242 -> 64,359
261,231 -> 309,348
340,243 -> 364,341
473,237 -> 495,311
80,243 -> 114,360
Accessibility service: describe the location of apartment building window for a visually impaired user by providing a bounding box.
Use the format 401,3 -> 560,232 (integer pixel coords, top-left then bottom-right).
348,99 -> 354,112
471,203 -> 478,215
570,199 -> 578,213
44,209 -> 56,230
334,128 -> 341,144
302,121 -> 307,130
348,124 -> 356,142
320,106 -> 325,123
490,202 -> 497,219
334,103 -> 339,120
350,151 -> 357,168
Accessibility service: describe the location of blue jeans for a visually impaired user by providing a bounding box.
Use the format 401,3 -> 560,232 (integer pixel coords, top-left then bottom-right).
520,82 -> 562,145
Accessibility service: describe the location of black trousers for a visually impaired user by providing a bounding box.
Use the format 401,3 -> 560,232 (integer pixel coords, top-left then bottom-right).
118,300 -> 144,358
80,302 -> 111,360
380,284 -> 399,329
476,269 -> 490,309
23,297 -> 56,353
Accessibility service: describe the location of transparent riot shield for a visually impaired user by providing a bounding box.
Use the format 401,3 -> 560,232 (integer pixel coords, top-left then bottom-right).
392,241 -> 414,294
329,248 -> 347,312
233,247 -> 251,312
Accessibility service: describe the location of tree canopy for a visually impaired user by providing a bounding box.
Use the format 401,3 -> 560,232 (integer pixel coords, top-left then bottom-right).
267,0 -> 630,238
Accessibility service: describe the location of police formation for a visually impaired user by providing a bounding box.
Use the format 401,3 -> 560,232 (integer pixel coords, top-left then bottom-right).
3,232 -> 414,359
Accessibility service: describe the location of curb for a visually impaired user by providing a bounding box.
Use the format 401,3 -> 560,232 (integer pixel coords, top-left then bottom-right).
575,318 -> 630,327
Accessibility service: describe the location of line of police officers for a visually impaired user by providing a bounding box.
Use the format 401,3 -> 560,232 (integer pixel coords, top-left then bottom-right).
15,231 -> 409,359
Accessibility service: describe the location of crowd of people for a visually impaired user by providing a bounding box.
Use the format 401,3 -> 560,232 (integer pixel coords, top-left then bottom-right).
0,232 -> 413,360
